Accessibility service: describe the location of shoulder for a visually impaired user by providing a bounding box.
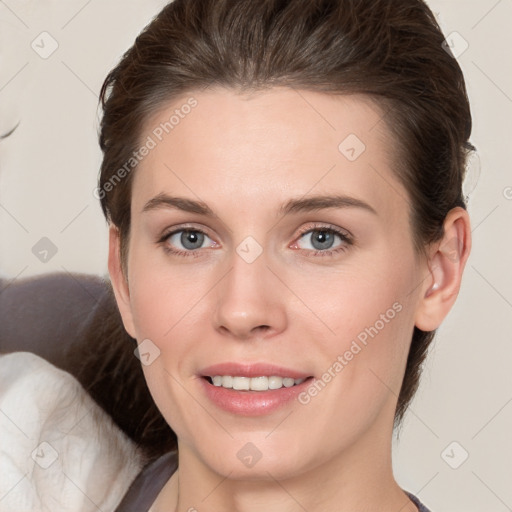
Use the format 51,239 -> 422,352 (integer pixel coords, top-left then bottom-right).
115,451 -> 178,511
0,352 -> 145,512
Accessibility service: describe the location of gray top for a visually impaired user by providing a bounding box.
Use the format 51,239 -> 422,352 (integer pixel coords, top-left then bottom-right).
115,451 -> 431,512
406,490 -> 432,512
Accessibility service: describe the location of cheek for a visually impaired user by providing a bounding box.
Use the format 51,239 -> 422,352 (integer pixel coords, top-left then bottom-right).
129,279 -> 179,342
290,270 -> 417,450
127,242 -> 208,344
127,262 -> 210,444
294,258 -> 415,344
292,251 -> 419,396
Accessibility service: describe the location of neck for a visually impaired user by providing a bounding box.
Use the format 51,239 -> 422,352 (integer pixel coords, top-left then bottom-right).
152,413 -> 418,512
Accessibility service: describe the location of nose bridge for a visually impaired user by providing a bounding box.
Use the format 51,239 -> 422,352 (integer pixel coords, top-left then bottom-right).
212,238 -> 286,339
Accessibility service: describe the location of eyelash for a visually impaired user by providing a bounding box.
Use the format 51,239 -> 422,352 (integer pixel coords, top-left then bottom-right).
294,223 -> 353,258
157,223 -> 353,259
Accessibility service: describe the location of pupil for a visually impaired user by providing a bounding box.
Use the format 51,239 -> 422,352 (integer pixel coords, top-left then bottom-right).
181,231 -> 204,249
313,230 -> 333,250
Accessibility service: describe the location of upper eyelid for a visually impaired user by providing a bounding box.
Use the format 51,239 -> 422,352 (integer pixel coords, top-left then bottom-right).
161,223 -> 213,237
297,223 -> 351,238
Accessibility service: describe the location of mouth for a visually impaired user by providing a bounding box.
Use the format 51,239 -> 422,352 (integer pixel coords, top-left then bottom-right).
198,362 -> 315,415
198,364 -> 315,416
203,375 -> 310,391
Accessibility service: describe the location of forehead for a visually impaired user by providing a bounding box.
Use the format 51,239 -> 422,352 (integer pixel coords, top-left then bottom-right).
132,87 -> 408,223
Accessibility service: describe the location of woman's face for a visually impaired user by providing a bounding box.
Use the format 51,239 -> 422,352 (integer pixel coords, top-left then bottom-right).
114,87 -> 430,479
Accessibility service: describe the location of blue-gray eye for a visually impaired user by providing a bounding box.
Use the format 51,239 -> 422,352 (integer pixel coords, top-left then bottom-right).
169,230 -> 207,250
298,229 -> 344,251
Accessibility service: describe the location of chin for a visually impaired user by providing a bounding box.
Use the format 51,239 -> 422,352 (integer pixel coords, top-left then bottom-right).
191,435 -> 316,482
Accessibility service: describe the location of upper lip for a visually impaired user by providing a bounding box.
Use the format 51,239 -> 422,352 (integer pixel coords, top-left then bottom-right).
200,362 -> 312,379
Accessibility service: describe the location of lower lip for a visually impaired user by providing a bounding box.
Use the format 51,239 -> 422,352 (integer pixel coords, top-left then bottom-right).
199,377 -> 313,416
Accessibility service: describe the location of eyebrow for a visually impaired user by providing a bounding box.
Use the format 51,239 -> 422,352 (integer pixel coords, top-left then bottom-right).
142,193 -> 377,216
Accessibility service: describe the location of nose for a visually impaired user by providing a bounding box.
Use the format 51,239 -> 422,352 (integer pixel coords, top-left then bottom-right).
212,248 -> 287,341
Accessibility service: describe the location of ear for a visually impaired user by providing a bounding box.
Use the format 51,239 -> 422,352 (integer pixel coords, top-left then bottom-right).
414,207 -> 472,331
108,225 -> 137,339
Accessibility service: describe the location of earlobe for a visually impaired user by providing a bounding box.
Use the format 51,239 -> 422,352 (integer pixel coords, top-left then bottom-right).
107,225 -> 137,339
414,207 -> 472,332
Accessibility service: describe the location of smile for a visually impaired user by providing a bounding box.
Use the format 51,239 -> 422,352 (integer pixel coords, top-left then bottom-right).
207,375 -> 306,391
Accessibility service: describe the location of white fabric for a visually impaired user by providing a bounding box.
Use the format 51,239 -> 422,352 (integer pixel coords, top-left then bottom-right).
0,352 -> 144,512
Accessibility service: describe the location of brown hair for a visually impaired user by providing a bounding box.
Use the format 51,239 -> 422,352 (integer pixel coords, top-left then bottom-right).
98,0 -> 473,436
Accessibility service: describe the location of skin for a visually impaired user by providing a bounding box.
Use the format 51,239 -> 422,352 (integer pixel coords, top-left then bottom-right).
108,87 -> 471,512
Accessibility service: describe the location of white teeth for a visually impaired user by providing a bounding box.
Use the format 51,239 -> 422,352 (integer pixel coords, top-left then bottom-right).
283,377 -> 295,388
222,375 -> 233,388
268,376 -> 282,389
250,376 -> 269,391
212,376 -> 223,386
210,375 -> 306,391
232,376 -> 250,390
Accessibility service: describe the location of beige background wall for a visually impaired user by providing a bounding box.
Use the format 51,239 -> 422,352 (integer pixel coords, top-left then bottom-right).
1,1 -> 511,510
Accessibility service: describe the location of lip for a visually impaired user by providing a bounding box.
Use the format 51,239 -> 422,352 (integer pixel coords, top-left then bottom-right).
198,362 -> 314,416
199,377 -> 314,416
199,362 -> 311,380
